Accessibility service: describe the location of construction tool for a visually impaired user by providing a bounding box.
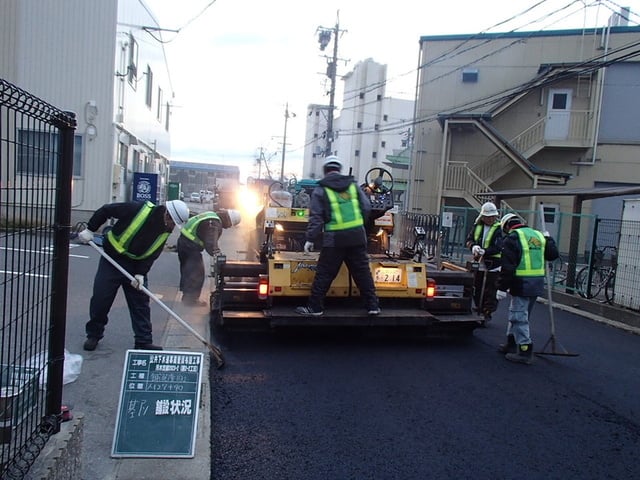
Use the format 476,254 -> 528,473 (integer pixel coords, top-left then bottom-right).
477,257 -> 489,320
536,203 -> 578,357
88,240 -> 225,368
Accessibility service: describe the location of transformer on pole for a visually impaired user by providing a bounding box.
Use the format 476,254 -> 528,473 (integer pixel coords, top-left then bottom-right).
317,11 -> 344,158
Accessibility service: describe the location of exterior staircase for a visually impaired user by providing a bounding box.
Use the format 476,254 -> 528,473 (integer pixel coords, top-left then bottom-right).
443,113 -> 589,208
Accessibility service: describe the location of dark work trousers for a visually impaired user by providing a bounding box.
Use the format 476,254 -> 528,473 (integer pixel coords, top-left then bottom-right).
473,265 -> 499,316
308,245 -> 379,312
85,256 -> 152,345
177,235 -> 205,300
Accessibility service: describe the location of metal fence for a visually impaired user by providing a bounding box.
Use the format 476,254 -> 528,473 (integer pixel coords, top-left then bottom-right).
1,78 -> 76,478
395,206 -> 640,312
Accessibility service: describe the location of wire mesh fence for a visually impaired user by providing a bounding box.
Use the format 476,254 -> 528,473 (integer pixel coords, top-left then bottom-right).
1,77 -> 76,478
394,206 -> 640,312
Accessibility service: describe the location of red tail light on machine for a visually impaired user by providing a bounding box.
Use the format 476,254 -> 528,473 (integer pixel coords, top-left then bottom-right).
258,274 -> 269,299
426,278 -> 436,298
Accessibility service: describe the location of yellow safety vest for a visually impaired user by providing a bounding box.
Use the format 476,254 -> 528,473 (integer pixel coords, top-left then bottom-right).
324,183 -> 364,231
181,212 -> 220,248
473,223 -> 501,259
106,201 -> 169,260
514,228 -> 546,277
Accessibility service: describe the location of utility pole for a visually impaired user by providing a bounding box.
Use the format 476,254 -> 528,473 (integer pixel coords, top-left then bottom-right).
279,103 -> 295,182
256,147 -> 264,179
317,11 -> 344,158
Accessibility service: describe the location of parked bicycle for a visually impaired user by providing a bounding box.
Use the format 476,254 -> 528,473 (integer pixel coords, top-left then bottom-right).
576,245 -> 617,303
548,253 -> 568,287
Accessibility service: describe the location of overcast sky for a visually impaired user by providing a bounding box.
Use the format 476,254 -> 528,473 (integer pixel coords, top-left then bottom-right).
144,0 -> 639,182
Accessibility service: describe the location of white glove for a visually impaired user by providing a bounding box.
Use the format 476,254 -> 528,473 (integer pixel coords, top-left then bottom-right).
471,245 -> 485,257
303,241 -> 314,253
496,290 -> 507,300
542,231 -> 550,237
78,228 -> 94,244
130,274 -> 145,290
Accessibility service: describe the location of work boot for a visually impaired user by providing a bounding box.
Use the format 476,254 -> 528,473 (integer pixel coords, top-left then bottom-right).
497,334 -> 516,354
182,296 -> 207,307
182,298 -> 207,307
134,343 -> 164,351
505,343 -> 534,365
83,337 -> 99,351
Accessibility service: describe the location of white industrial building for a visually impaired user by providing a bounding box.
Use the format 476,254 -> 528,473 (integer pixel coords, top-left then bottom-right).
303,59 -> 413,182
0,0 -> 171,223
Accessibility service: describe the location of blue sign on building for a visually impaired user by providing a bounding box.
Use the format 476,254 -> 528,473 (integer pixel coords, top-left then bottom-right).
133,172 -> 158,203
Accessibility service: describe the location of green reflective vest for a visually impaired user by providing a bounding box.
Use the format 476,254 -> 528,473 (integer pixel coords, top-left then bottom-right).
180,212 -> 220,248
106,201 -> 169,260
324,183 -> 364,231
514,228 -> 546,277
473,222 -> 501,259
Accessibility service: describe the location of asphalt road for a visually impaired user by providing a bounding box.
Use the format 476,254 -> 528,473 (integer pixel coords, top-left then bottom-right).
210,290 -> 640,479
61,213 -> 640,479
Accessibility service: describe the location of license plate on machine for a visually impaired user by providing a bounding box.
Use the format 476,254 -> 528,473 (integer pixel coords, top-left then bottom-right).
374,267 -> 402,284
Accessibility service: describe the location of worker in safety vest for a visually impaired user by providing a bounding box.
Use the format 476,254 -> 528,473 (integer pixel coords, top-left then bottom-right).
177,209 -> 241,306
497,213 -> 559,365
464,201 -> 503,320
77,200 -> 190,351
295,156 -> 380,316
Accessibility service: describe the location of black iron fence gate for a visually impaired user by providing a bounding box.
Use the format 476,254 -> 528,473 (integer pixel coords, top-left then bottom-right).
1,78 -> 76,478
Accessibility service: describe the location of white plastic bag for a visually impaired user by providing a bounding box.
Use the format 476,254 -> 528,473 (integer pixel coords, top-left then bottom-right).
63,350 -> 83,385
25,349 -> 83,387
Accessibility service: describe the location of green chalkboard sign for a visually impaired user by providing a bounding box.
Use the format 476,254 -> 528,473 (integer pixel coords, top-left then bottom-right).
111,350 -> 204,458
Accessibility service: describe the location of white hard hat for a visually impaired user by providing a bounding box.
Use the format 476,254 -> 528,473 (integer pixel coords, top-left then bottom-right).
500,213 -> 520,233
322,155 -> 343,173
165,200 -> 189,228
480,202 -> 498,217
227,209 -> 242,227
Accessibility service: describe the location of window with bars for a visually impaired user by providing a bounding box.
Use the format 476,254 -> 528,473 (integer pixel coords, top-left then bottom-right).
128,34 -> 138,89
17,130 -> 83,176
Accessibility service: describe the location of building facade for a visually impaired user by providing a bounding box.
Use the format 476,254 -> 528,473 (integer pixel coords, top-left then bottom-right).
168,161 -> 240,200
0,0 -> 172,223
408,21 -> 640,227
303,59 -> 414,185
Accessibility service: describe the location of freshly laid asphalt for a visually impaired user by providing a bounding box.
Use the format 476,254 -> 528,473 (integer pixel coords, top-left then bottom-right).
25,223 -> 640,479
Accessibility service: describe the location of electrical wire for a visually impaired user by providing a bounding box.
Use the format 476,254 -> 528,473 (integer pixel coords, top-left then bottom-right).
340,0 -> 594,105
336,38 -> 640,138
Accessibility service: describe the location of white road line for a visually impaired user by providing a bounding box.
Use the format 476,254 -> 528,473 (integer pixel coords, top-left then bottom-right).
0,270 -> 49,278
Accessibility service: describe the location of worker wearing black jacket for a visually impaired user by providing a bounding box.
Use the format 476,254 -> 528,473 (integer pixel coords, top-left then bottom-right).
295,156 -> 380,316
177,209 -> 241,306
77,200 -> 189,351
497,213 -> 559,364
464,201 -> 503,320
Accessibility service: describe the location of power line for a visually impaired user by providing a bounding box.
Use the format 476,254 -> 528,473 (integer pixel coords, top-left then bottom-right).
336,38 -> 640,138
339,0 -> 590,107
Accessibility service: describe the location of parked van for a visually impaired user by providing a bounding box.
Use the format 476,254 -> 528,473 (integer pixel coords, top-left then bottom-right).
200,190 -> 214,202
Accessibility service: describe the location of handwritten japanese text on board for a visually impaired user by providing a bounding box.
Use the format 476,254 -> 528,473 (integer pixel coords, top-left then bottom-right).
111,350 -> 204,458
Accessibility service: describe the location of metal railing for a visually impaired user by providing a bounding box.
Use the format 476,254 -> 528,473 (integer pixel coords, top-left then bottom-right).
444,111 -> 593,204
394,207 -> 640,313
1,78 -> 76,478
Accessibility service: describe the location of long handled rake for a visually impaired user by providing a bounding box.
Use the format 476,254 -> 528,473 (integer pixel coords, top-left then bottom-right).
536,203 -> 579,357
88,240 -> 225,368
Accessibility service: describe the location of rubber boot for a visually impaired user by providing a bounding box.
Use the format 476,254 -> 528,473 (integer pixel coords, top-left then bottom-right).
497,334 -> 516,354
505,343 -> 534,365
